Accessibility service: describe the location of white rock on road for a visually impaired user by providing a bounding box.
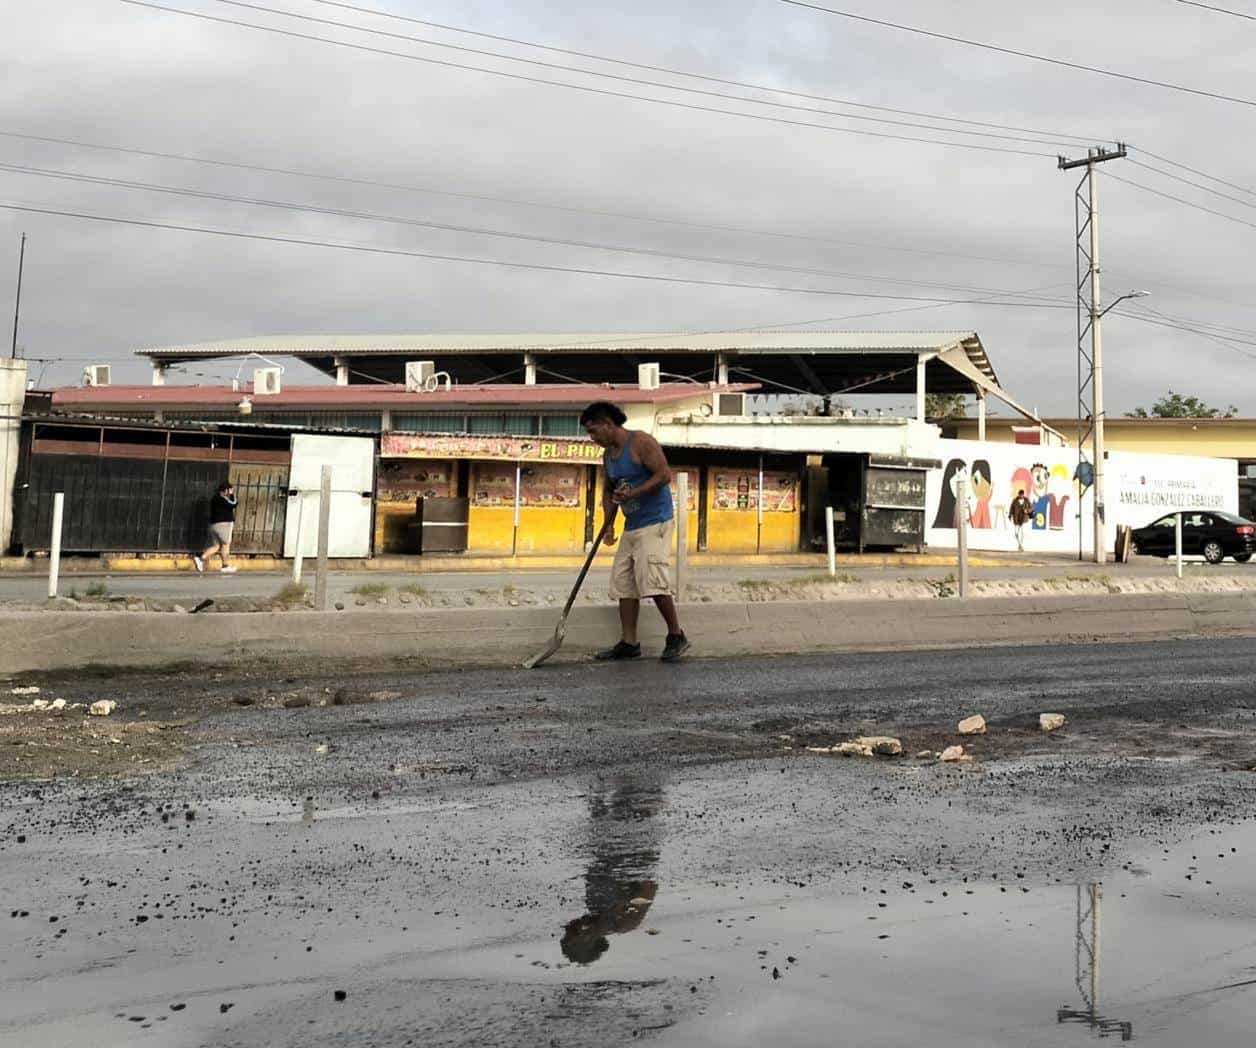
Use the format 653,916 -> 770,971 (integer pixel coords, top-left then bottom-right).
939,745 -> 967,762
89,700 -> 118,717
1040,713 -> 1067,732
854,735 -> 904,757
958,714 -> 987,735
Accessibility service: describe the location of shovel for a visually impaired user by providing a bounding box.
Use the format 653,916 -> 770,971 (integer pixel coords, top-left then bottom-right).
523,518 -> 611,669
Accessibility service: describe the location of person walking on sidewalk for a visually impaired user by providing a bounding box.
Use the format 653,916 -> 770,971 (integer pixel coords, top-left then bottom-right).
194,482 -> 238,574
580,401 -> 690,662
1009,488 -> 1033,552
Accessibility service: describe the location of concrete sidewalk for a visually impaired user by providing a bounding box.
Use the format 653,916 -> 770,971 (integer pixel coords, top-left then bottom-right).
0,550 -> 1244,610
4,589 -> 1255,675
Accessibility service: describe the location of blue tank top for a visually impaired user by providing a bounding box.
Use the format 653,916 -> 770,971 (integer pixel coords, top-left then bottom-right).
606,436 -> 673,531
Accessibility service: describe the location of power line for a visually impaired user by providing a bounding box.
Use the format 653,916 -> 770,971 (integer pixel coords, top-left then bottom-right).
0,129 -> 1066,271
1173,0 -> 1256,21
1103,171 -> 1256,232
116,0 -> 1056,157
190,0 -> 1089,148
1113,309 -> 1256,359
1129,145 -> 1256,201
297,0 -> 1100,146
0,158 -> 1073,302
1127,158 -> 1256,212
778,0 -> 1256,109
0,199 -> 1079,308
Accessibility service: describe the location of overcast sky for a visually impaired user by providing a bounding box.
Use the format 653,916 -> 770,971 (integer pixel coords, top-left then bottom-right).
3,0 -> 1255,414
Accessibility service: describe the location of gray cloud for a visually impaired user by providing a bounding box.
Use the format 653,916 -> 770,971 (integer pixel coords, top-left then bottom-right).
3,0 -> 1254,413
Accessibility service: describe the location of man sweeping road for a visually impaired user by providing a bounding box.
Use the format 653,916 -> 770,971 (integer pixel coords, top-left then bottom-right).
580,401 -> 690,662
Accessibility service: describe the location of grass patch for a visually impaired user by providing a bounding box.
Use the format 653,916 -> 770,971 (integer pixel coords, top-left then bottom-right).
924,573 -> 957,599
273,581 -> 310,607
398,581 -> 429,598
84,580 -> 108,599
736,578 -> 776,592
349,582 -> 390,598
502,583 -> 518,598
793,571 -> 858,586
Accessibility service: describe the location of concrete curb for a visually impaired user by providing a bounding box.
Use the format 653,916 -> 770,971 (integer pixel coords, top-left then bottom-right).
0,551 -> 1031,574
3,591 -> 1254,675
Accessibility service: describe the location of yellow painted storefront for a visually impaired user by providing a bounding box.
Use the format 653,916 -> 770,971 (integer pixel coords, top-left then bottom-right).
467,461 -> 589,554
704,465 -> 801,554
377,433 -> 803,556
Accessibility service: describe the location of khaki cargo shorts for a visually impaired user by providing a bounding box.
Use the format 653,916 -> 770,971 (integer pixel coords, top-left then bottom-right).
609,520 -> 675,600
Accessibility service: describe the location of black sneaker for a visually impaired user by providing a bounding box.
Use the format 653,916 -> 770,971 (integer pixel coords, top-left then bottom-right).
660,632 -> 691,662
595,641 -> 642,661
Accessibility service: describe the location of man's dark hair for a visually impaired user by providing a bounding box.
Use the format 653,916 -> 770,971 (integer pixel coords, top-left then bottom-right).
217,482 -> 233,494
579,401 -> 627,427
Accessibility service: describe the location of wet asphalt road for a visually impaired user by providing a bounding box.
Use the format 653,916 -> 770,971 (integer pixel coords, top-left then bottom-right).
4,638 -> 1256,1046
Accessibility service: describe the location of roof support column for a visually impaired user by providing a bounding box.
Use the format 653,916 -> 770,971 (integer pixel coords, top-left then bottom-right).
333,356 -> 349,386
716,353 -> 729,385
915,355 -> 927,422
151,362 -> 167,386
976,387 -> 987,441
523,353 -> 537,385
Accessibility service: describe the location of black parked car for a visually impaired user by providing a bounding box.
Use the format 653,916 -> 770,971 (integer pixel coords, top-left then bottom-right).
1131,510 -> 1255,564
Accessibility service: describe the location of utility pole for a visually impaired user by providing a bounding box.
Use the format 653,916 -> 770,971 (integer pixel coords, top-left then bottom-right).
10,233 -> 25,359
1058,145 -> 1125,564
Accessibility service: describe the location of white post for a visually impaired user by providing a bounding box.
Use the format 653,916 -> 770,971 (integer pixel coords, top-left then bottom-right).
1175,511 -> 1183,579
716,352 -> 730,385
915,355 -> 927,422
976,389 -> 987,441
757,456 -> 764,555
47,492 -> 63,600
1088,162 -> 1108,566
315,464 -> 332,610
512,462 -> 522,556
333,356 -> 349,386
956,475 -> 969,598
292,493 -> 306,583
523,352 -> 537,385
825,505 -> 836,578
151,362 -> 166,386
675,471 -> 689,600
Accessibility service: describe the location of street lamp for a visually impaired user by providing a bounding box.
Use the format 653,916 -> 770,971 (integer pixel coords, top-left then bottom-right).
1099,289 -> 1150,319
1089,289 -> 1150,564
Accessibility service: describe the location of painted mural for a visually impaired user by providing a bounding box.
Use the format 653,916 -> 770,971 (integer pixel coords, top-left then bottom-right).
926,439 -> 1238,555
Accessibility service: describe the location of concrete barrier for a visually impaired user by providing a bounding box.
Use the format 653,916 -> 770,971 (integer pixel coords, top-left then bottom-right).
2,591 -> 1255,675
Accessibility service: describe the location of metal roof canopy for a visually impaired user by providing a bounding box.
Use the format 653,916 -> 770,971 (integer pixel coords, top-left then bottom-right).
136,331 -> 998,397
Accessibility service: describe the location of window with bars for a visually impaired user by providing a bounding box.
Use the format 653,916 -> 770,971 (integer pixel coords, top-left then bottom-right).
466,412 -> 538,436
540,413 -> 583,437
391,412 -> 466,434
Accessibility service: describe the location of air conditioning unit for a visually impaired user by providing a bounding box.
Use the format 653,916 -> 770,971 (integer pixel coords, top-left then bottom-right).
405,360 -> 437,392
81,364 -> 111,387
253,367 -> 282,395
637,362 -> 660,391
714,392 -> 746,417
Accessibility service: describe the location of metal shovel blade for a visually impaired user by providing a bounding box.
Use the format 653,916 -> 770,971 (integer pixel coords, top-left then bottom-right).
521,518 -> 610,669
522,621 -> 566,670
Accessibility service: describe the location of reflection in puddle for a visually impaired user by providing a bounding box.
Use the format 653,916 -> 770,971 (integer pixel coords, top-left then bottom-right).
561,772 -> 666,965
1058,883 -> 1134,1041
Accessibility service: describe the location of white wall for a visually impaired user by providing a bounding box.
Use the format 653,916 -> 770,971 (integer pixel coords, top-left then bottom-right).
0,359 -> 27,555
657,416 -> 940,457
925,437 -> 1238,555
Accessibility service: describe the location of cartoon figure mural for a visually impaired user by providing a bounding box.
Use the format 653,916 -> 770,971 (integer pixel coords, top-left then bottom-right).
1030,463 -> 1051,530
969,460 -> 993,530
1048,464 -> 1071,530
932,459 -> 970,529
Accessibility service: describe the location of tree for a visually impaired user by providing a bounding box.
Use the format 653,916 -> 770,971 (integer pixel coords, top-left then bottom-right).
1125,391 -> 1238,419
924,392 -> 968,420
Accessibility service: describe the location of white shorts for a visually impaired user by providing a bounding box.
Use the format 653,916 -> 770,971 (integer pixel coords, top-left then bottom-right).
609,520 -> 675,600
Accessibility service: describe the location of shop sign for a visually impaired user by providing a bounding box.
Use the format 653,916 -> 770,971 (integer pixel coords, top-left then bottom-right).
381,433 -> 603,464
